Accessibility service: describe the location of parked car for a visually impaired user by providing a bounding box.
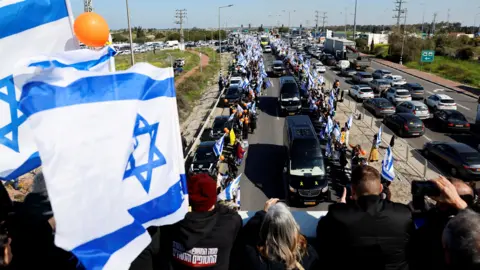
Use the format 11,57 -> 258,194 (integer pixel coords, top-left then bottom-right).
384,87 -> 412,104
363,98 -> 396,118
425,94 -> 457,111
372,69 -> 392,79
349,85 -> 374,101
432,110 -> 470,132
352,72 -> 374,84
189,141 -> 219,176
383,113 -> 425,137
336,60 -> 350,70
395,101 -> 430,120
403,83 -> 425,100
314,62 -> 326,73
369,79 -> 390,97
384,74 -> 407,87
223,85 -> 241,107
209,116 -> 233,140
340,68 -> 357,77
423,142 -> 480,180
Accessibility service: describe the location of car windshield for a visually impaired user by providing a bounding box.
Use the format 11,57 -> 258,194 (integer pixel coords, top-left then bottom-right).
361,74 -> 372,78
213,119 -> 228,129
227,88 -> 239,95
396,91 -> 410,96
393,77 -> 403,81
281,92 -> 299,99
462,152 -> 480,163
378,100 -> 392,107
360,88 -> 373,93
261,37 -> 268,42
291,143 -> 324,171
448,112 -> 466,121
230,80 -> 241,85
441,99 -> 455,104
274,63 -> 283,67
411,86 -> 424,90
193,148 -> 216,163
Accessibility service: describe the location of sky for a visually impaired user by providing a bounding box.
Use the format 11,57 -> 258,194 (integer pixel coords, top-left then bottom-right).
70,0 -> 480,30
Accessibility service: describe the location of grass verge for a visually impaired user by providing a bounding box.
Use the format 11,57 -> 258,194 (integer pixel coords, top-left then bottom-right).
115,50 -> 200,73
406,56 -> 480,89
175,48 -> 220,121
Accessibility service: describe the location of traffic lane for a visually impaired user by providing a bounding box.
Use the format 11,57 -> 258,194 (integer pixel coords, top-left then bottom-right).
240,71 -> 285,211
369,61 -> 477,122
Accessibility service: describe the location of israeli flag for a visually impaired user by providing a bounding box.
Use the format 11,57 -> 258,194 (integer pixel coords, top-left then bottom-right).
242,78 -> 249,89
376,126 -> 383,146
228,113 -> 235,121
333,125 -> 341,141
218,173 -> 242,201
17,63 -> 188,269
328,95 -> 334,114
326,116 -> 334,135
381,146 -> 395,181
325,138 -> 332,157
0,0 -> 80,180
347,114 -> 353,130
213,135 -> 224,156
236,104 -> 244,114
251,102 -> 257,114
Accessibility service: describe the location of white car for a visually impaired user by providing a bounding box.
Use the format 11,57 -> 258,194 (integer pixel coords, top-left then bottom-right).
425,94 -> 457,111
336,60 -> 350,70
349,85 -> 374,101
384,88 -> 412,104
384,75 -> 407,87
315,63 -> 326,73
263,45 -> 272,53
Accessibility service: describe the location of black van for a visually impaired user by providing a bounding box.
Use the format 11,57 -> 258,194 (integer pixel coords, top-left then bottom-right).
283,115 -> 329,206
278,76 -> 302,116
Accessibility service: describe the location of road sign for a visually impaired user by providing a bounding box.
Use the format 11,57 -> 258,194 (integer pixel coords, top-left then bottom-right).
421,50 -> 435,63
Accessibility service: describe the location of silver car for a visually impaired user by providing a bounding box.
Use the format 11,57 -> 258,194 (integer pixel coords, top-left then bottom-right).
369,79 -> 390,97
353,72 -> 374,84
395,101 -> 430,120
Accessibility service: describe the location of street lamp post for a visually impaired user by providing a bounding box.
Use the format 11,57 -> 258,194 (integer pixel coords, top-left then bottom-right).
218,4 -> 233,73
353,0 -> 358,40
400,9 -> 408,65
125,0 -> 134,65
282,10 -> 296,33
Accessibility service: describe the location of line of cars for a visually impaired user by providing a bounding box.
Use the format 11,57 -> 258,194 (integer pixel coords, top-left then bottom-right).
345,68 -> 479,180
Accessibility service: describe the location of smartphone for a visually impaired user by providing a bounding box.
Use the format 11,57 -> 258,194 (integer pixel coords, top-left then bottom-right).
411,181 -> 440,198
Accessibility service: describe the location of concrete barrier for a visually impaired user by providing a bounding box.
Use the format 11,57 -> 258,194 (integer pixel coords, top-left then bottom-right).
238,211 -> 328,238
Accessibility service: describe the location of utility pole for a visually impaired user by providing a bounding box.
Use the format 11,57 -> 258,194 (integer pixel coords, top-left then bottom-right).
393,0 -> 406,29
432,12 -> 438,35
353,0 -> 358,39
84,0 -> 93,12
125,0 -> 134,65
175,9 -> 187,51
399,8 -> 408,65
321,12 -> 328,33
315,10 -> 320,38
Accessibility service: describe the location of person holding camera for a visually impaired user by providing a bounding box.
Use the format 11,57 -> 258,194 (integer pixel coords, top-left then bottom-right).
316,165 -> 413,270
409,176 -> 477,270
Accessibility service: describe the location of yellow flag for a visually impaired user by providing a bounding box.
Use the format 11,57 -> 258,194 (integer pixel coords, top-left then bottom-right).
230,128 -> 236,146
340,131 -> 346,144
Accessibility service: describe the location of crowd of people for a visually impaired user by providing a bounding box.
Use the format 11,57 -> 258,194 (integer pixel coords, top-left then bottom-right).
2,35 -> 480,270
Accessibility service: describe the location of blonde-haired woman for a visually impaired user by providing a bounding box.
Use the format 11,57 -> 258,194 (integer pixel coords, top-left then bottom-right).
240,199 -> 319,270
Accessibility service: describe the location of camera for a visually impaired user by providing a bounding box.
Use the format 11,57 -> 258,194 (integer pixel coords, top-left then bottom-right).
411,181 -> 440,211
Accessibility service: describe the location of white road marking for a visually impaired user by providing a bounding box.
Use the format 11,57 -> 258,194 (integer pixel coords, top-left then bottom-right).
423,135 -> 432,142
457,103 -> 471,111
426,91 -> 434,95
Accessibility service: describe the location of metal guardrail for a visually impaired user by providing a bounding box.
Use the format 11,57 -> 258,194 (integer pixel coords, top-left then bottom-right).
341,94 -> 443,180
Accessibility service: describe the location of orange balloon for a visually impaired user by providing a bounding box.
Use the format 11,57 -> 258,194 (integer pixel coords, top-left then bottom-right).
223,128 -> 229,133
219,155 -> 225,161
74,12 -> 110,47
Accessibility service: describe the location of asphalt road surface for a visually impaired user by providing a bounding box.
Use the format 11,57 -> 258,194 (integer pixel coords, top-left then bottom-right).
238,52 -> 334,211
237,53 -> 480,211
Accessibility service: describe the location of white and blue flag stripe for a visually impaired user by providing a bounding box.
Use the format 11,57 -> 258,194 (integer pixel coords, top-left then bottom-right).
17,63 -> 188,270
213,135 -> 224,156
0,0 -> 78,180
381,146 -> 395,181
376,126 -> 383,146
347,114 -> 353,130
218,173 -> 242,201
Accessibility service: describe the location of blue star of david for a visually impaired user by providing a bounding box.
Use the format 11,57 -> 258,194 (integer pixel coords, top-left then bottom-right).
0,75 -> 27,153
123,114 -> 167,193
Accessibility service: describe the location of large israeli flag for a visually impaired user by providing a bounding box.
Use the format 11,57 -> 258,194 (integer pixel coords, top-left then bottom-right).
381,146 -> 395,181
16,63 -> 188,270
0,0 -> 79,180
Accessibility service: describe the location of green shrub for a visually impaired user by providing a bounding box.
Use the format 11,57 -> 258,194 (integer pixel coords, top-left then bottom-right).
456,47 -> 474,60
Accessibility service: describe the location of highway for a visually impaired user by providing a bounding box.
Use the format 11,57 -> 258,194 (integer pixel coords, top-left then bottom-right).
322,61 -> 479,152
212,51 -> 479,212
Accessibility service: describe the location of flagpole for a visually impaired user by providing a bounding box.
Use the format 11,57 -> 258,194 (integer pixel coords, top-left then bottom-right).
125,0 -> 135,65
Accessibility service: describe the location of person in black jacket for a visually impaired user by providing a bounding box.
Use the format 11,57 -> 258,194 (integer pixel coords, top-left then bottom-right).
316,165 -> 414,270
236,198 -> 319,270
159,173 -> 242,270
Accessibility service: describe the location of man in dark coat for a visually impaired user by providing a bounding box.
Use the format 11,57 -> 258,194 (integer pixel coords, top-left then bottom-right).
159,174 -> 242,270
316,165 -> 414,270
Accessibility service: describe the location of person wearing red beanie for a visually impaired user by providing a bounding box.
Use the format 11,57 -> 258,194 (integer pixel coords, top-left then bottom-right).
159,173 -> 242,270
